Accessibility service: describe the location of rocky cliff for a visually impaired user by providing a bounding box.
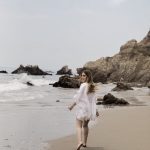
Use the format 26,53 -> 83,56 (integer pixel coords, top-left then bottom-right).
83,30 -> 150,86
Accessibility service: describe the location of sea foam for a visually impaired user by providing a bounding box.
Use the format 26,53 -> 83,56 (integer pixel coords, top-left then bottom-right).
0,73 -> 54,93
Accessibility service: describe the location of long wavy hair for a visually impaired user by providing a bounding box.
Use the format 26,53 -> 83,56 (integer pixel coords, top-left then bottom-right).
81,70 -> 95,94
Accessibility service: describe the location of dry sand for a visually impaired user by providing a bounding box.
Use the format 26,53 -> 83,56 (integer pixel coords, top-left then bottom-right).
47,106 -> 150,150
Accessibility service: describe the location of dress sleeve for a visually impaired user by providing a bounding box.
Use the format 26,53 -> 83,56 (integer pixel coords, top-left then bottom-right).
73,83 -> 86,104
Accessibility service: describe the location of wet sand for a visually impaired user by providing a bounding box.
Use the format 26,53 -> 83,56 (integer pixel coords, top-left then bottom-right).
47,106 -> 150,150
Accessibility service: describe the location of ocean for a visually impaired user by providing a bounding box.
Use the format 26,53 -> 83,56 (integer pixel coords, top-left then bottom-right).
0,72 -> 78,150
0,71 -> 149,150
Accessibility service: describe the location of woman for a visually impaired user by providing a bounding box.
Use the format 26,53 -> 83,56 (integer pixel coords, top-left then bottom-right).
68,70 -> 99,150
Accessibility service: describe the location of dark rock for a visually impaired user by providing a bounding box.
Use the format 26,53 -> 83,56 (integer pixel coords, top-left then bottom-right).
53,75 -> 80,88
0,70 -> 8,74
96,97 -> 103,105
45,73 -> 52,75
112,82 -> 133,91
49,83 -> 53,85
45,70 -> 53,75
12,65 -> 50,75
97,93 -> 129,105
93,71 -> 108,83
56,65 -> 72,75
26,82 -> 34,86
56,100 -> 60,102
96,101 -> 102,105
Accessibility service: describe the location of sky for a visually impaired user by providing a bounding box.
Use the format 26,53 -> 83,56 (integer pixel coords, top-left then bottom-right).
0,0 -> 150,72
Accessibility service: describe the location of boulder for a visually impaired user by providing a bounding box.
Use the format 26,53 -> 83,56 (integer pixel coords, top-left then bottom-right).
53,75 -> 80,88
26,81 -> 34,86
56,65 -> 72,75
0,70 -> 8,74
49,83 -> 53,85
97,93 -> 129,105
112,82 -> 133,91
12,65 -> 50,75
93,71 -> 108,83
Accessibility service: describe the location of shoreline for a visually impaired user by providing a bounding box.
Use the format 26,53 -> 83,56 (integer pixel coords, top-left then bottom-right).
47,105 -> 150,150
0,78 -> 149,150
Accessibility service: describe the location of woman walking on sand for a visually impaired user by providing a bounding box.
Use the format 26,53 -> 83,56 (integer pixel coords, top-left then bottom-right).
68,70 -> 99,150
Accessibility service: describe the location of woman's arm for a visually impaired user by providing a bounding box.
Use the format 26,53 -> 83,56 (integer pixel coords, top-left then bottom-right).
68,102 -> 76,111
73,83 -> 86,104
68,83 -> 86,111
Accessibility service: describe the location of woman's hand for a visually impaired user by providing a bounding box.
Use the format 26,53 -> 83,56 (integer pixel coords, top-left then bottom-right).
68,105 -> 74,111
68,102 -> 76,111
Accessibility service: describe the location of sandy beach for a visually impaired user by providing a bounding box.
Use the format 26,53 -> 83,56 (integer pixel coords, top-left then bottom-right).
47,106 -> 150,150
0,75 -> 149,150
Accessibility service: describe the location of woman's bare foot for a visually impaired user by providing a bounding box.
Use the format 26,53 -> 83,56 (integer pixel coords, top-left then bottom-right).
83,144 -> 87,147
77,143 -> 83,150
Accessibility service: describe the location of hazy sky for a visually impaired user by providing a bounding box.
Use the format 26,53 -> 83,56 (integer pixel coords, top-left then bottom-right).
0,0 -> 149,71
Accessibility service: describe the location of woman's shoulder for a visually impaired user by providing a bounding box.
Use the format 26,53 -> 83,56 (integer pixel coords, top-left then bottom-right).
80,82 -> 88,87
79,82 -> 88,90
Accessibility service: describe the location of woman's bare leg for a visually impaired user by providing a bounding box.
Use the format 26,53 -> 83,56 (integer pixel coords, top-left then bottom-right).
83,120 -> 90,146
76,119 -> 83,146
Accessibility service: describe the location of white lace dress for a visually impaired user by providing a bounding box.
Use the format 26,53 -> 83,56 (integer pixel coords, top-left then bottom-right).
73,82 -> 97,121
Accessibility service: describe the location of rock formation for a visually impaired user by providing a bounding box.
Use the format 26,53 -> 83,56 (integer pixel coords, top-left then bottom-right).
112,82 -> 133,91
56,65 -> 72,75
53,75 -> 80,88
80,30 -> 150,86
0,70 -> 8,74
12,65 -> 50,75
26,81 -> 34,86
97,93 -> 129,105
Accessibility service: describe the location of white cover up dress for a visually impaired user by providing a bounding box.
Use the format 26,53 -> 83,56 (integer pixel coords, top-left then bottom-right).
73,82 -> 97,121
